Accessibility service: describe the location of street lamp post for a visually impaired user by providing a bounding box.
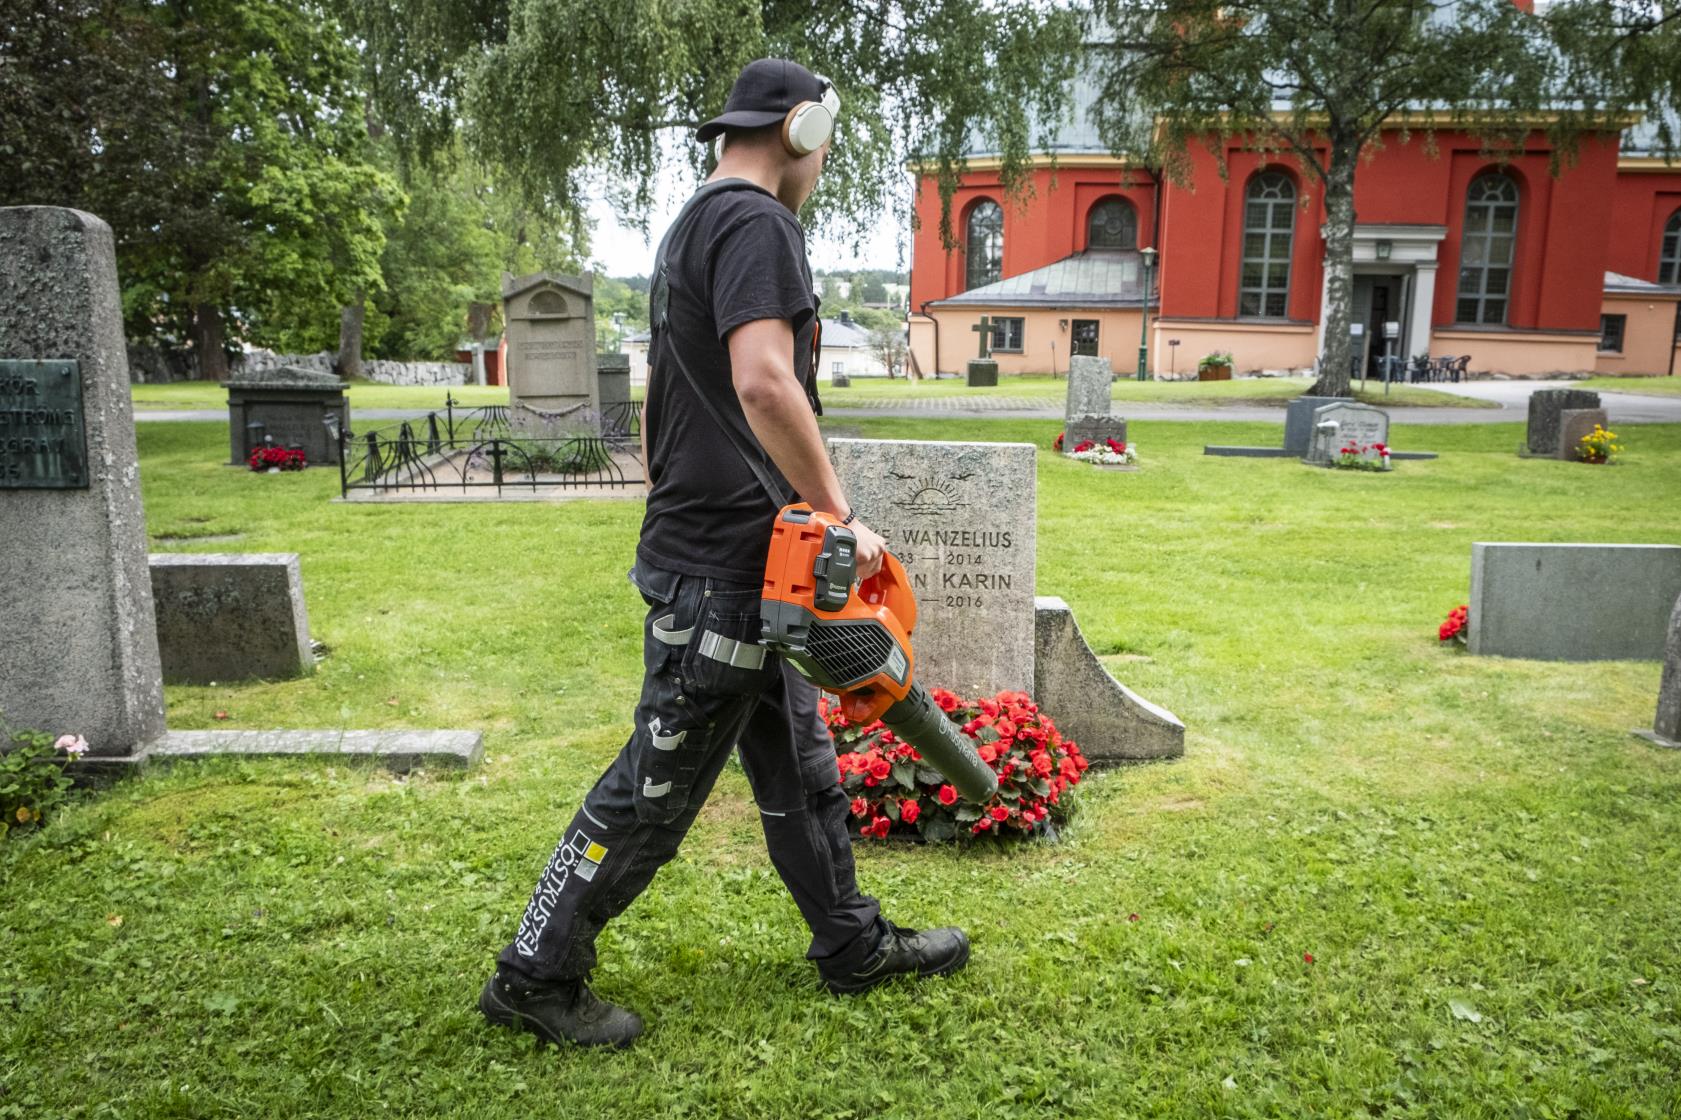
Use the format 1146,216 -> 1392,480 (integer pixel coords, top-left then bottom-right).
1137,246 -> 1158,381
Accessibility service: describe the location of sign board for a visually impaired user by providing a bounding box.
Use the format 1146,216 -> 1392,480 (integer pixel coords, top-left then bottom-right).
0,359 -> 88,489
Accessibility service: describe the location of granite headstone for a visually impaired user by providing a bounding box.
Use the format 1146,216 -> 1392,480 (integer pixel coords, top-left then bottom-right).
225,364 -> 348,465
966,358 -> 999,387
1303,401 -> 1390,466
1526,388 -> 1601,456
1284,395 -> 1351,454
830,438 -> 1035,695
149,553 -> 314,683
1065,356 -> 1114,420
1634,594 -> 1681,748
0,207 -> 165,755
1468,543 -> 1681,661
1556,408 -> 1610,462
503,271 -> 598,433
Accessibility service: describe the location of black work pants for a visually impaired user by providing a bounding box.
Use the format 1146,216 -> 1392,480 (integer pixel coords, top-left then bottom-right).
496,561 -> 884,982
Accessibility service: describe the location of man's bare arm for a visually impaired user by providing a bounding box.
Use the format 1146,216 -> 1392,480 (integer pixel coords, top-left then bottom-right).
728,317 -> 885,578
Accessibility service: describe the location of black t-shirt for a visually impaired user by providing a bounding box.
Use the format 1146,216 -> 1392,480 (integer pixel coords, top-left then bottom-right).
638,180 -> 821,583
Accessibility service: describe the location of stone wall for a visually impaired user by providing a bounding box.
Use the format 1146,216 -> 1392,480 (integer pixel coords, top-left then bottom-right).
238,350 -> 469,387
126,347 -> 472,386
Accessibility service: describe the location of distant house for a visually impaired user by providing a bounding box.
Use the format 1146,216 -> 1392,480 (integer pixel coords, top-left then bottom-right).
623,330 -> 651,387
624,313 -> 894,386
819,312 -> 889,379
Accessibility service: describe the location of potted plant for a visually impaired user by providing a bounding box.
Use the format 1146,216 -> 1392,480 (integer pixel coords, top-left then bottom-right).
1197,350 -> 1234,381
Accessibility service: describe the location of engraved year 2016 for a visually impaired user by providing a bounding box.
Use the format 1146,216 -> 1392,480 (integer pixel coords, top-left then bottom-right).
944,594 -> 983,608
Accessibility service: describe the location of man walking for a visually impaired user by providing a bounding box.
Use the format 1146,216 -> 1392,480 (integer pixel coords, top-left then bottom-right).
480,58 -> 969,1049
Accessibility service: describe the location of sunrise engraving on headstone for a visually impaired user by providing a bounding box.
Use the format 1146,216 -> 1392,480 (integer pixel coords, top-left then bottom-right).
0,359 -> 88,489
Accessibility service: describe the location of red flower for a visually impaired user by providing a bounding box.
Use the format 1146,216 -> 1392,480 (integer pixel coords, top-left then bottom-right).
1032,751 -> 1053,777
1128,913 -> 1140,922
868,757 -> 891,781
1053,431 -> 1065,452
869,816 -> 892,839
1073,439 -> 1096,453
977,743 -> 998,764
937,784 -> 958,806
989,805 -> 1010,822
971,819 -> 992,833
900,798 -> 920,824
850,797 -> 867,817
1303,952 -> 1315,965
932,688 -> 960,713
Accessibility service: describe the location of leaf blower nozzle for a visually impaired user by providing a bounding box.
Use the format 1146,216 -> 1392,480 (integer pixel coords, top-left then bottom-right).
760,504 -> 1000,803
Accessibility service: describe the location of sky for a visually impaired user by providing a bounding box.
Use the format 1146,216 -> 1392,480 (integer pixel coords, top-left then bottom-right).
583,183 -> 907,279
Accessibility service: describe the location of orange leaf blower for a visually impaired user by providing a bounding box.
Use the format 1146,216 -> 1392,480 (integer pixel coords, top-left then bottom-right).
760,504 -> 999,803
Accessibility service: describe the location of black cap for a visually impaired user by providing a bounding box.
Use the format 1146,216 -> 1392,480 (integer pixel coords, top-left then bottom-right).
696,59 -> 827,142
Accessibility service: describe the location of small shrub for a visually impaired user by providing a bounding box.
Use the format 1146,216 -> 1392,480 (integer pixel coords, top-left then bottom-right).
827,688 -> 1089,843
1576,424 -> 1621,464
1,728 -> 88,839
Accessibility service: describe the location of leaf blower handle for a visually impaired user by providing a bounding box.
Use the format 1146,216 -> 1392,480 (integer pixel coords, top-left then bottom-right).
760,503 -> 1000,805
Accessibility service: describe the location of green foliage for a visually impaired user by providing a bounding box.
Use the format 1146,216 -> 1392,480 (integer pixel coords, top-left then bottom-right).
0,729 -> 80,840
338,0 -> 1082,245
1,0 -> 401,367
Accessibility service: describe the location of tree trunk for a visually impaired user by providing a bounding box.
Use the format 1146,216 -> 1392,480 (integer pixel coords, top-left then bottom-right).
192,302 -> 228,381
1309,143 -> 1359,398
337,290 -> 365,380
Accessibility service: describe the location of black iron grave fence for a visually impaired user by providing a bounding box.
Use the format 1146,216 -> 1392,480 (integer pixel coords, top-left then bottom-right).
339,393 -> 642,497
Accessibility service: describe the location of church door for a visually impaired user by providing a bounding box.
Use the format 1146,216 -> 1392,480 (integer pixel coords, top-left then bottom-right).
1071,320 -> 1099,357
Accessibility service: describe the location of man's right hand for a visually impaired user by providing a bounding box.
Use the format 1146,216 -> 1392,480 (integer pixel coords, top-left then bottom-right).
849,518 -> 887,581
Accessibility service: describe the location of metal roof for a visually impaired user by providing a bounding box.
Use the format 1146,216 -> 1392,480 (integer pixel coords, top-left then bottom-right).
929,249 -> 1152,308
1604,271 -> 1681,296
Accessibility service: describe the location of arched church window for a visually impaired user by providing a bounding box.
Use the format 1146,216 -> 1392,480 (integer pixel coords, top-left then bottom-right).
965,200 -> 1004,291
1087,197 -> 1137,249
1456,172 -> 1519,325
1660,209 -> 1681,285
1239,172 -> 1295,318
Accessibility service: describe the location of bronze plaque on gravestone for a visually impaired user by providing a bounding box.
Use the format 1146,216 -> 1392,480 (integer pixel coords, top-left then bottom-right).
0,359 -> 89,489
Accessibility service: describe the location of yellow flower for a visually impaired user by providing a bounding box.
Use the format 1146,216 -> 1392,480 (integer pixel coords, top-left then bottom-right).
15,806 -> 32,823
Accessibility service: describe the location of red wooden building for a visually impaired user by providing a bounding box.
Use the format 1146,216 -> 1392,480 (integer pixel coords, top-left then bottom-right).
908,94 -> 1681,380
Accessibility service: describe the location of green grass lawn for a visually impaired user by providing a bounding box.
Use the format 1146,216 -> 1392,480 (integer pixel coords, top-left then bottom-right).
4,418 -> 1679,1117
1580,375 -> 1681,397
133,373 -> 1490,413
131,380 -> 511,412
824,374 -> 1491,409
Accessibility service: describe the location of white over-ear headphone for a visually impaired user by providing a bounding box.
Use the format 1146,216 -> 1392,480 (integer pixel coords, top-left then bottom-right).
781,78 -> 841,157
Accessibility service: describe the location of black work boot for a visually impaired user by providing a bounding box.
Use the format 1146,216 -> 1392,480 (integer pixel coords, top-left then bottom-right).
821,922 -> 971,995
479,970 -> 644,1049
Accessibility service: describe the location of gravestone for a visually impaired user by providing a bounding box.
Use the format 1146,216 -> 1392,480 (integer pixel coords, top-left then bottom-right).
1065,356 -> 1114,419
1034,598 -> 1184,762
830,438 -> 1035,695
966,358 -> 999,387
226,364 -> 348,465
1525,388 -> 1600,456
502,271 -> 598,434
1556,408 -> 1609,462
1468,543 -> 1681,661
149,554 -> 314,683
1064,355 -> 1128,449
1634,594 -> 1681,748
1284,395 -> 1351,454
831,371 -> 851,388
0,207 -> 165,755
596,352 -> 631,413
1303,401 -> 1390,466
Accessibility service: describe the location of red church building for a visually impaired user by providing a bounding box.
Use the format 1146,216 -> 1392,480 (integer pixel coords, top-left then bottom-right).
907,89 -> 1681,381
